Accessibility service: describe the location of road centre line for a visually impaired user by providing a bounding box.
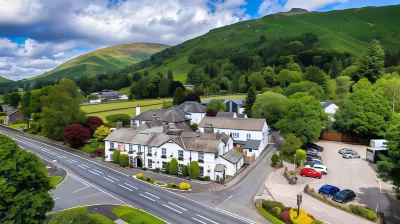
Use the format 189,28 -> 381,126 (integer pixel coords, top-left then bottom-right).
191,217 -> 206,224
124,183 -> 138,189
107,176 -> 119,181
139,193 -> 155,201
162,204 -> 182,214
80,164 -> 90,168
145,192 -> 160,199
88,170 -> 100,176
168,202 -> 187,211
72,186 -> 90,194
92,169 -> 103,174
197,214 -> 219,224
77,164 -> 87,169
103,176 -> 115,183
119,184 -> 134,192
67,160 -> 74,164
216,195 -> 233,208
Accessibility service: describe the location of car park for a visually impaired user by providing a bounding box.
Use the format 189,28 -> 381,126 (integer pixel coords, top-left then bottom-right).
306,141 -> 324,152
300,167 -> 322,179
342,151 -> 360,159
318,184 -> 340,196
305,164 -> 328,174
306,159 -> 323,166
338,148 -> 354,154
332,189 -> 356,204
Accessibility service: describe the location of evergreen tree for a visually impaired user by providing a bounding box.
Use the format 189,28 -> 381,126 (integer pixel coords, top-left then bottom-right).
331,56 -> 343,78
244,87 -> 256,118
172,87 -> 185,105
158,77 -> 171,98
20,91 -> 32,129
9,92 -> 21,107
167,70 -> 174,81
304,66 -> 328,86
355,39 -> 385,83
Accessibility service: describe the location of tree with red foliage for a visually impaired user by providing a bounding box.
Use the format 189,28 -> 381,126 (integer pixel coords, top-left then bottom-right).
206,110 -> 218,117
62,124 -> 90,147
184,92 -> 201,103
85,116 -> 104,131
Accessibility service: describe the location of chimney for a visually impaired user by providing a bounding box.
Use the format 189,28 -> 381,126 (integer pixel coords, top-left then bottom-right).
116,122 -> 123,129
136,105 -> 140,116
152,113 -> 157,121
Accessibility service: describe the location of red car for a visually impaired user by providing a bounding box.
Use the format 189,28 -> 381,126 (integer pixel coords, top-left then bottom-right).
300,167 -> 322,179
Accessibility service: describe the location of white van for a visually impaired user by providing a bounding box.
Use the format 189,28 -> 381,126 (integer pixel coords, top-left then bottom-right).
369,139 -> 387,148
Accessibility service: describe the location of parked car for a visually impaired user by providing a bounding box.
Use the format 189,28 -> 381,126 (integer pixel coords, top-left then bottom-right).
332,189 -> 356,203
306,148 -> 318,157
300,167 -> 322,179
343,151 -> 360,159
305,164 -> 328,174
306,141 -> 324,152
338,148 -> 354,154
306,160 -> 323,167
312,158 -> 323,165
306,156 -> 313,161
318,185 -> 340,196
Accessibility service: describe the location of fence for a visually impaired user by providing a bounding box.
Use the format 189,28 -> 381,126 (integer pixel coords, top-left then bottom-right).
320,132 -> 359,143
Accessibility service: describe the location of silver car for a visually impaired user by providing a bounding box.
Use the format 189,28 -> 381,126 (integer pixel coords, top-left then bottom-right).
338,148 -> 354,154
343,151 -> 360,159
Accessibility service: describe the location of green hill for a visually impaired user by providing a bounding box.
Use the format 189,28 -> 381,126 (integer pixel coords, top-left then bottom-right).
0,76 -> 11,83
32,42 -> 169,80
125,5 -> 400,83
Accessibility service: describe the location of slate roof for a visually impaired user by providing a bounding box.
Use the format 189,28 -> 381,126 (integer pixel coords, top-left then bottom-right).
201,98 -> 245,105
137,120 -> 193,132
321,100 -> 334,109
131,108 -> 190,123
199,117 -> 266,131
215,112 -> 236,118
244,139 -> 262,150
177,101 -> 206,113
214,164 -> 226,172
6,109 -> 19,116
221,149 -> 243,164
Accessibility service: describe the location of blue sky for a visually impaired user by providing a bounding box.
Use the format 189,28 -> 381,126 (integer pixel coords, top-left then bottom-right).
0,0 -> 398,80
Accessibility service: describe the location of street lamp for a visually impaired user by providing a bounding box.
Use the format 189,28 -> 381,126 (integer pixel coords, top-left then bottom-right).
293,154 -> 297,178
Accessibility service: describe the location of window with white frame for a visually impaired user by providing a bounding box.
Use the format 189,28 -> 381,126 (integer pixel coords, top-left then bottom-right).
148,147 -> 152,154
138,145 -> 142,152
247,133 -> 251,139
178,150 -> 183,159
198,152 -> 204,161
199,166 -> 204,176
178,164 -> 182,172
162,148 -> 166,157
129,144 -> 134,152
148,159 -> 153,168
232,133 -> 239,138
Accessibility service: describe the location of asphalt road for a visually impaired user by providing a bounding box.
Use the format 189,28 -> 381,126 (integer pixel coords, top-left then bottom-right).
0,128 -> 255,224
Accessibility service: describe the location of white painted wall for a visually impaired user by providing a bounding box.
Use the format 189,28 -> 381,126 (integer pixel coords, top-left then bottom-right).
188,112 -> 206,124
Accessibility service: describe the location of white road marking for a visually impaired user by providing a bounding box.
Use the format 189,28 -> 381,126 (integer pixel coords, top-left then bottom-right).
70,159 -> 78,163
92,169 -> 103,174
88,170 -> 100,176
217,195 -> 233,208
191,217 -> 206,224
54,197 -> 60,200
145,192 -> 160,199
77,164 -> 87,169
72,186 -> 90,193
67,160 -> 74,164
103,176 -> 114,183
168,202 -> 187,211
162,204 -> 182,214
197,214 -> 219,224
80,164 -> 90,168
119,184 -> 134,192
124,183 -> 138,189
107,176 -> 119,181
139,193 -> 155,201
70,174 -> 92,187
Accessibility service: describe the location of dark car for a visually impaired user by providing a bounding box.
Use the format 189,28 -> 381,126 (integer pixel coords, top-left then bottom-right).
306,148 -> 318,157
306,156 -> 313,161
332,189 -> 356,203
306,142 -> 324,152
318,185 -> 340,196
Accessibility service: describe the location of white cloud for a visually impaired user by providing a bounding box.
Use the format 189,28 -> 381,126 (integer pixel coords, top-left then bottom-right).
284,0 -> 349,11
258,0 -> 284,15
53,52 -> 64,58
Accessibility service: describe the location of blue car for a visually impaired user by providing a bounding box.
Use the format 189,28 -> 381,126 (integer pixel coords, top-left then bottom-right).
318,184 -> 340,197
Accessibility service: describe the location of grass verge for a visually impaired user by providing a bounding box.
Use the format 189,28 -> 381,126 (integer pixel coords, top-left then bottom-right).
112,206 -> 166,224
49,176 -> 63,188
256,205 -> 285,224
44,206 -> 114,224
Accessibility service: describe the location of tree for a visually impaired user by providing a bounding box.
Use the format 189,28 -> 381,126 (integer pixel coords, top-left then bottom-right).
169,158 -> 179,175
206,99 -> 226,113
62,124 -> 90,147
304,66 -> 328,86
112,150 -> 120,164
330,56 -> 343,78
244,87 -> 256,118
0,134 -> 54,223
334,78 -> 392,138
20,91 -> 32,129
324,79 -> 337,100
336,76 -> 353,100
280,134 -> 302,157
85,116 -> 104,133
376,74 -> 400,112
283,81 -> 325,100
277,69 -> 302,87
94,125 -> 111,141
295,149 -> 306,165
271,153 -> 279,165
3,91 -> 9,104
263,66 -> 276,86
248,72 -> 267,90
119,154 -> 129,167
184,92 -> 201,103
41,79 -> 86,140
158,77 -> 171,98
9,92 -> 21,107
167,70 -> 174,81
189,161 -> 200,179
182,165 -> 189,177
238,75 -> 247,92
252,91 -> 288,128
87,94 -> 99,100
165,162 -> 170,174
355,39 -> 385,83
277,93 -> 328,144
172,87 -> 185,105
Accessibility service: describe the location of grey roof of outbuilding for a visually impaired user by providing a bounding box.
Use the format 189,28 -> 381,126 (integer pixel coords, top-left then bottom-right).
221,149 -> 243,164
199,117 -> 266,131
214,164 -> 226,172
131,108 -> 190,123
244,139 -> 262,150
177,101 -> 206,113
6,109 -> 20,116
137,120 -> 193,132
215,112 -> 235,118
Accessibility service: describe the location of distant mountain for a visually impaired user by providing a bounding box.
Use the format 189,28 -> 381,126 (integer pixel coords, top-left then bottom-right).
32,43 -> 169,80
0,76 -> 11,83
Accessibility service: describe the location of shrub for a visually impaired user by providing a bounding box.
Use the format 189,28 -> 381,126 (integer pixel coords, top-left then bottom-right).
182,165 -> 189,177
93,147 -> 105,156
271,153 -> 279,165
198,176 -> 206,181
141,165 -> 147,171
262,200 -> 285,211
105,114 -> 131,126
169,158 -> 179,175
168,182 -> 177,188
136,173 -> 143,179
147,176 -> 151,182
165,162 -> 170,174
62,124 -> 90,147
311,220 -> 325,224
290,208 -> 314,224
271,207 -> 281,217
350,205 -> 377,221
85,116 -> 104,132
189,161 -> 199,179
256,205 -> 285,224
94,125 -> 111,141
112,150 -> 120,164
205,176 -> 210,181
190,123 -> 198,131
119,154 -> 129,167
179,182 -> 191,190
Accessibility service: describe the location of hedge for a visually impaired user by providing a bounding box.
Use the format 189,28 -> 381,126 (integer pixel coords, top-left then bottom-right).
105,114 -> 131,126
119,154 -> 129,167
262,200 -> 285,211
165,162 -> 170,174
350,205 -> 378,221
256,205 -> 285,224
189,161 -> 199,179
112,150 -> 120,164
169,158 -> 178,175
182,165 -> 189,177
311,220 -> 325,224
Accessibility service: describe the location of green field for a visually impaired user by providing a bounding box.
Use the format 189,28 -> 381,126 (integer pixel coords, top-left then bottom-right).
0,76 -> 10,83
32,43 -> 169,81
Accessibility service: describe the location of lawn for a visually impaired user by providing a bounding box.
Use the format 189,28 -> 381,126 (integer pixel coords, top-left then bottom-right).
89,104 -> 163,121
49,176 -> 63,188
112,206 -> 166,224
81,98 -> 171,113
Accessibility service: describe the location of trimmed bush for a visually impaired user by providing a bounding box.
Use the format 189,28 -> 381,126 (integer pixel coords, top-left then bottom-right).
271,207 -> 281,217
105,114 -> 131,126
169,158 -> 178,175
182,165 -> 189,177
262,200 -> 285,211
136,173 -> 143,179
165,162 -> 170,174
271,153 -> 280,165
350,205 -> 377,221
179,182 -> 191,190
256,205 -> 285,224
112,150 -> 120,164
205,176 -> 210,181
119,154 -> 129,167
198,176 -> 206,181
311,220 -> 325,224
189,161 -> 199,179
168,182 -> 177,188
147,176 -> 151,182
290,208 -> 314,224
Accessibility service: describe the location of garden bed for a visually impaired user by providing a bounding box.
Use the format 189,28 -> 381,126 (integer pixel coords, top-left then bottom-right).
133,173 -> 191,191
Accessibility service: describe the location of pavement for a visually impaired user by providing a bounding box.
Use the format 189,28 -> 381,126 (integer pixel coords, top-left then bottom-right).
0,126 -> 256,224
